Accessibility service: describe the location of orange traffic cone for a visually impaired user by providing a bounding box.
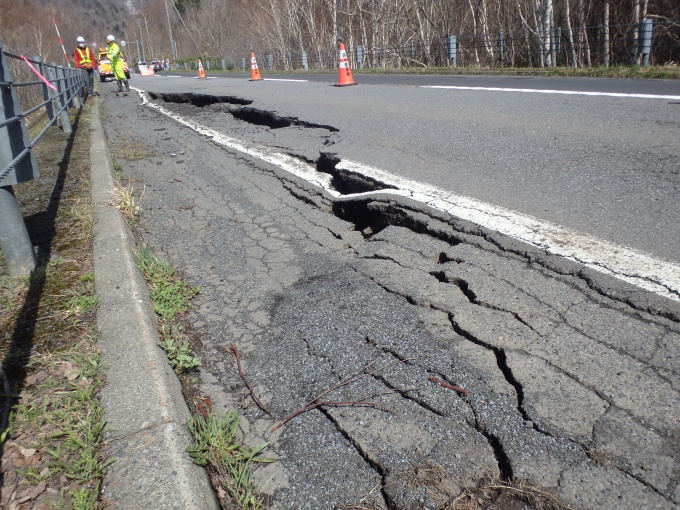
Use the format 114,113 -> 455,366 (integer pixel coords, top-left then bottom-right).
197,59 -> 207,79
335,40 -> 356,87
249,52 -> 263,81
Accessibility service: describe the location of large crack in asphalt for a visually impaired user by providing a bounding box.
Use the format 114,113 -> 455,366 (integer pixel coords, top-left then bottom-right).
150,91 -> 339,132
322,203 -> 679,504
150,92 -> 680,322
338,263 -> 522,483
137,93 -> 680,507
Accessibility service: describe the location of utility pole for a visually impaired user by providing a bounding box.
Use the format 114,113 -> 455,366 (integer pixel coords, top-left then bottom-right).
164,0 -> 177,60
137,19 -> 146,62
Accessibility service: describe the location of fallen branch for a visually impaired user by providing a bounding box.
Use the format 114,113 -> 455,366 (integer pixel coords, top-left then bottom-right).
228,342 -> 273,416
428,376 -> 468,397
271,356 -> 413,432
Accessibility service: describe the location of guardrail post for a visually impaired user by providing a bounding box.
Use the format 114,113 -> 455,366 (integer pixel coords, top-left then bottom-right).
46,64 -> 71,134
0,187 -> 36,276
267,55 -> 273,70
71,69 -> 82,109
0,43 -> 39,185
34,56 -> 55,122
45,66 -> 60,128
356,46 -> 363,69
57,66 -> 70,108
640,18 -> 653,66
302,50 -> 308,70
0,43 -> 37,275
447,35 -> 458,66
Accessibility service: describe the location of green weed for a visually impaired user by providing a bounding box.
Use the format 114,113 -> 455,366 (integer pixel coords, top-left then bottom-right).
186,410 -> 273,510
158,323 -> 201,372
136,247 -> 199,320
63,271 -> 98,321
135,246 -> 201,372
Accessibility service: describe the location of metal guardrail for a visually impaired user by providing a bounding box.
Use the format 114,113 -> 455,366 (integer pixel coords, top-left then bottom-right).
0,40 -> 87,276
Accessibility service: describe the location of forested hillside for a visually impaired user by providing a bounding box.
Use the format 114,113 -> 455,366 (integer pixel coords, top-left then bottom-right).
0,0 -> 149,62
1,0 -> 679,71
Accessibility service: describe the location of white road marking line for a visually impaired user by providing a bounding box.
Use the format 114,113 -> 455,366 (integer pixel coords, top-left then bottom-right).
336,160 -> 680,301
421,85 -> 680,100
136,89 -> 680,302
263,78 -> 309,82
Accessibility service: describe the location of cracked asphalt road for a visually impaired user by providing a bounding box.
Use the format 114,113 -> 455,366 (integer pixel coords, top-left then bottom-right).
100,88 -> 679,510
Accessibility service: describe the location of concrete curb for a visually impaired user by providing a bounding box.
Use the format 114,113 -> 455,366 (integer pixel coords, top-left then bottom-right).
89,100 -> 219,510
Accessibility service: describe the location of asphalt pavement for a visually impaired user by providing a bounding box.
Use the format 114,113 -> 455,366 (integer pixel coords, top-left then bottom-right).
91,76 -> 680,510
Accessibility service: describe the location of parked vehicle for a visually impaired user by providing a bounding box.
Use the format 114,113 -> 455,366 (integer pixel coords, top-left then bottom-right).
150,60 -> 163,72
136,61 -> 148,73
97,48 -> 130,82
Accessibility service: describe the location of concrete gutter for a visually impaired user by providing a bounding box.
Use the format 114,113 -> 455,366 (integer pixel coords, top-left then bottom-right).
89,100 -> 219,510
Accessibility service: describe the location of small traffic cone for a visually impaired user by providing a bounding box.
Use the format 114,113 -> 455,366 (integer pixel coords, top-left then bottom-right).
197,59 -> 207,79
335,40 -> 356,87
249,52 -> 263,81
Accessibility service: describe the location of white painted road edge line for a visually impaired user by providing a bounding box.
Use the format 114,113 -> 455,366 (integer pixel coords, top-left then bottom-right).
134,88 -> 680,302
420,85 -> 680,101
264,79 -> 309,82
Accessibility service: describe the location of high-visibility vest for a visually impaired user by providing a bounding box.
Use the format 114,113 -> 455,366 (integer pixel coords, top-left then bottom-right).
76,47 -> 92,65
107,42 -> 120,60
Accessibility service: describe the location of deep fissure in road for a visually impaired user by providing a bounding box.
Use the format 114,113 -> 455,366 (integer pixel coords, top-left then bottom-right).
281,177 -> 680,507
148,91 -> 252,107
318,407 -> 394,508
152,92 -> 339,131
318,153 -> 399,196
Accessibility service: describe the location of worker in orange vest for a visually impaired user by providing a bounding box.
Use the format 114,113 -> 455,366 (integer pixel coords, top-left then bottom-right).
74,36 -> 98,96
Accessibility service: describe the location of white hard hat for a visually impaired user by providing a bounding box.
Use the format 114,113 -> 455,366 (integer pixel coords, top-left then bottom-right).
106,35 -> 115,42
77,36 -> 85,43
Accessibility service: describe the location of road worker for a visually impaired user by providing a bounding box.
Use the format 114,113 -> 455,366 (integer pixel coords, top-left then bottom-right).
73,36 -> 98,96
105,34 -> 129,94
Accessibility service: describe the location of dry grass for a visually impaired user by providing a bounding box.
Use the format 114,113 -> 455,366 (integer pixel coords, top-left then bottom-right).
0,102 -> 108,509
109,182 -> 144,225
115,137 -> 154,161
447,477 -> 573,510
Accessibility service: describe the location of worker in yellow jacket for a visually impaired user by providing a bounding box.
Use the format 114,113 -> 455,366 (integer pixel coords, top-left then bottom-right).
106,35 -> 129,94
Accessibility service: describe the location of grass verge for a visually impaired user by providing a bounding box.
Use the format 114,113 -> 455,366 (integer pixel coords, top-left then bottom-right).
177,63 -> 680,80
0,102 -> 109,509
354,63 -> 680,79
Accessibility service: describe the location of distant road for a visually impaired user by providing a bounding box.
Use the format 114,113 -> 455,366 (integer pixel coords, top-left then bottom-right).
186,70 -> 680,97
129,72 -> 680,295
